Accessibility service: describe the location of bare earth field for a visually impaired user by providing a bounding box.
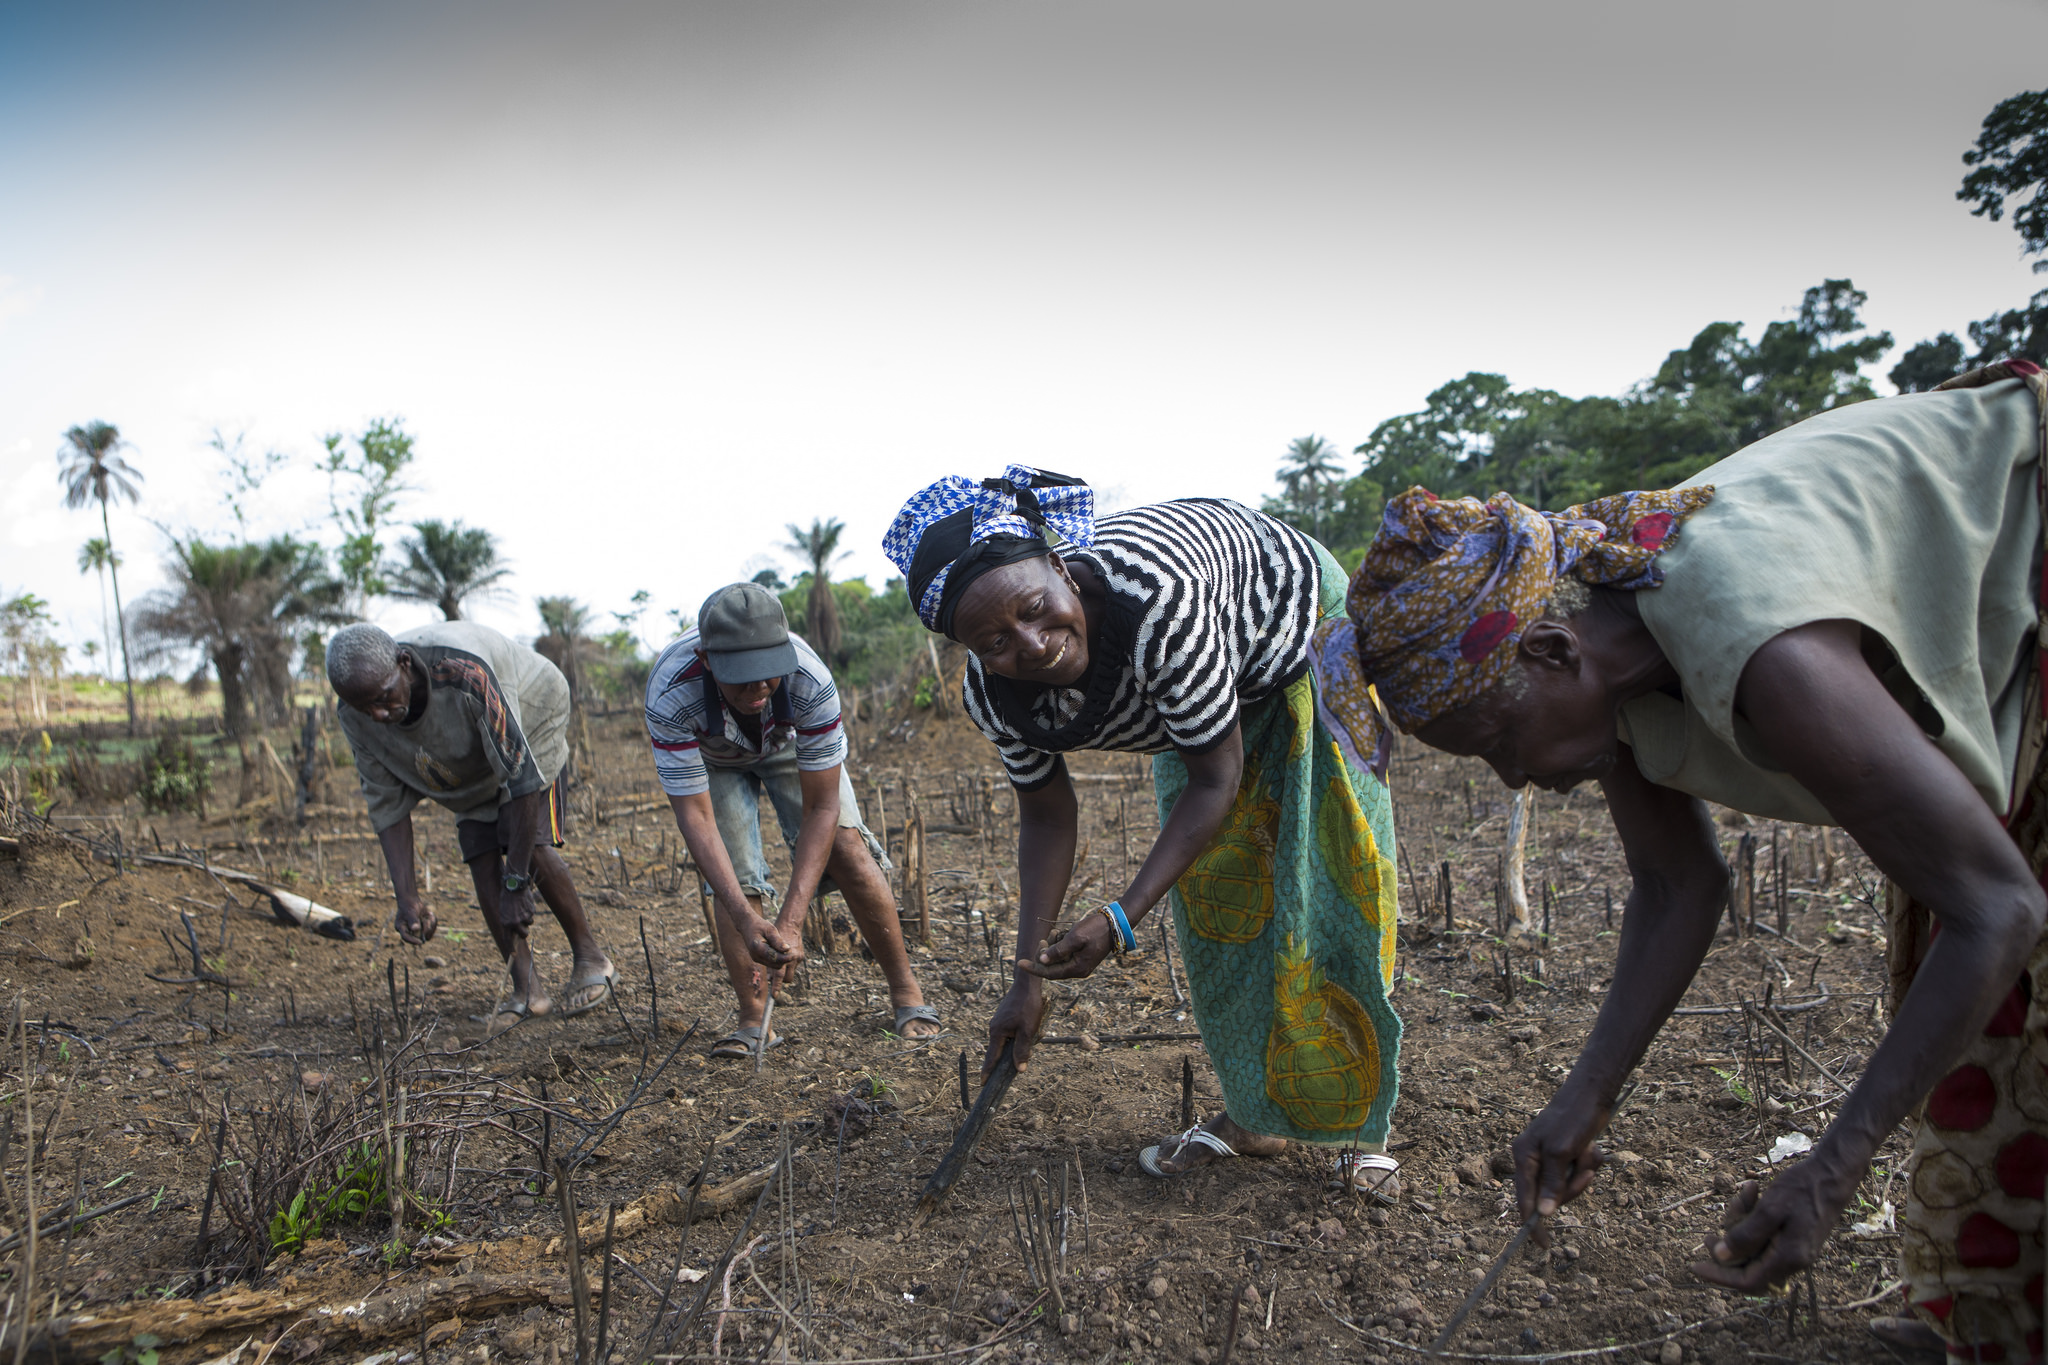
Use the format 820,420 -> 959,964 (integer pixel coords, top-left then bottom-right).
0,692 -> 1913,1364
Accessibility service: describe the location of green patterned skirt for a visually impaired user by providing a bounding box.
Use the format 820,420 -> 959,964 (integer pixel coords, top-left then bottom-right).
1152,624 -> 1402,1148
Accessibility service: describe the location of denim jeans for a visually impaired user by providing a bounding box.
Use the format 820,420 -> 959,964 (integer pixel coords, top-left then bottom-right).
705,745 -> 888,905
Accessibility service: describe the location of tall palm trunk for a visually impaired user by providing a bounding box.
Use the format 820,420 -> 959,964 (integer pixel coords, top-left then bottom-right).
214,640 -> 250,740
102,499 -> 136,736
807,576 -> 842,666
94,565 -> 112,677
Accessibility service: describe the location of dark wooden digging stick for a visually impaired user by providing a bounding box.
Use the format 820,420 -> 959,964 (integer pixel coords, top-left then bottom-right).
913,1000 -> 1049,1229
1430,1213 -> 1540,1357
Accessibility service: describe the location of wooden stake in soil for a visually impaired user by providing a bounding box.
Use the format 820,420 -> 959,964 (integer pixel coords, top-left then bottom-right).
1180,1055 -> 1195,1131
193,1097 -> 230,1270
1430,1213 -> 1540,1357
1440,860 -> 1453,933
754,993 -> 775,1077
593,1202 -> 618,1365
904,805 -> 930,947
1219,1286 -> 1245,1365
554,1157 -> 592,1365
913,1000 -> 1050,1228
1503,788 -> 1531,932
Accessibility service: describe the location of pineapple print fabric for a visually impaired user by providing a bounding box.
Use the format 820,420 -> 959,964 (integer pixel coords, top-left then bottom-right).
1153,547 -> 1403,1148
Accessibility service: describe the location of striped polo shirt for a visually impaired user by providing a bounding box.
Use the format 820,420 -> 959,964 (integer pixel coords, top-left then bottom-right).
643,628 -> 846,796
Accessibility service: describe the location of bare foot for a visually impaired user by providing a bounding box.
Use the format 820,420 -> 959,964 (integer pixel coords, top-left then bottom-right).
891,992 -> 943,1039
508,941 -> 553,1017
561,953 -> 617,1016
1151,1113 -> 1285,1174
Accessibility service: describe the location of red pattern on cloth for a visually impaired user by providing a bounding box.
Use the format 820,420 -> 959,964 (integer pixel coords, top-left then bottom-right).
1889,361 -> 2048,1364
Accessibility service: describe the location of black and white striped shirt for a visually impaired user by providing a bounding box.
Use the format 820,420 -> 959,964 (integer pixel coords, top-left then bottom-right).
962,499 -> 1324,790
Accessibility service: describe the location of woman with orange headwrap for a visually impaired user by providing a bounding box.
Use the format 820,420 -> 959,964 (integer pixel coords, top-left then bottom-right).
1318,362 -> 2048,1362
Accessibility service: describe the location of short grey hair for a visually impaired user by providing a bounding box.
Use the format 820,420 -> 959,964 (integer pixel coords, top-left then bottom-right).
1542,578 -> 1592,621
327,622 -> 398,694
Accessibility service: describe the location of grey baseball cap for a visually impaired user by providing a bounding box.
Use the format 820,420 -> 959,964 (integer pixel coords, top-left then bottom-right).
698,582 -> 798,684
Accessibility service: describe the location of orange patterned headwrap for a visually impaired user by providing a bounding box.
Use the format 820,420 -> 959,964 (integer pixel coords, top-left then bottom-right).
1310,485 -> 1714,770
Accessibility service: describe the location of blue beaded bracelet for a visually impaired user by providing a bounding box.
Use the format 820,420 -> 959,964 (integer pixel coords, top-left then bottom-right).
1097,900 -> 1137,954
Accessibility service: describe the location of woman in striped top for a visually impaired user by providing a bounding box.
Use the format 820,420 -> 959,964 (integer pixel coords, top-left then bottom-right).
883,467 -> 1405,1188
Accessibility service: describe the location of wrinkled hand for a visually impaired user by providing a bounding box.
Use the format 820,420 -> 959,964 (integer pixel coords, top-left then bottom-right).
1513,1086 -> 1611,1245
737,913 -> 804,974
1690,1160 -> 1855,1291
1015,912 -> 1116,983
394,900 -> 439,946
983,981 -> 1045,1081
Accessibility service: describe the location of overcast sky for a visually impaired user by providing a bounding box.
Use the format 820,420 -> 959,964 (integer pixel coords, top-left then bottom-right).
4,0 -> 2045,662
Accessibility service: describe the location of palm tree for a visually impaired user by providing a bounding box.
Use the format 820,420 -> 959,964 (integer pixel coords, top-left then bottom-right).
58,422 -> 143,734
384,520 -> 512,621
535,596 -> 596,706
783,517 -> 848,666
77,537 -> 120,677
130,536 -> 344,741
1277,434 -> 1344,538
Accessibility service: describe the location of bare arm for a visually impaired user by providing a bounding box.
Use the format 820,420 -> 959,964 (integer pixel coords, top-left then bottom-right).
1513,743 -> 1727,1226
374,814 -> 438,945
667,792 -> 800,972
982,767 -> 1079,1078
1694,619 -> 2046,1287
1022,726 -> 1244,980
491,789 -> 544,931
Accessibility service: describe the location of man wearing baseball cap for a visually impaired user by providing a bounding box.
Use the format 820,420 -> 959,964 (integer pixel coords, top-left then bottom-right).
645,582 -> 940,1057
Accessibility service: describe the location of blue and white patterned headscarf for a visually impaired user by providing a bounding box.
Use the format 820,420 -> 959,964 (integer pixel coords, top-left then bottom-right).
882,465 -> 1095,636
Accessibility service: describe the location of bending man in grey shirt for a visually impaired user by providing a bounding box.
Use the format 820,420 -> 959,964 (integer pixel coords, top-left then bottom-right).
329,621 -> 614,1026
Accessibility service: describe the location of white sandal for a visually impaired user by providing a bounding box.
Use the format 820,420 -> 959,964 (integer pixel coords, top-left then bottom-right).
1139,1124 -> 1239,1177
1335,1151 -> 1402,1204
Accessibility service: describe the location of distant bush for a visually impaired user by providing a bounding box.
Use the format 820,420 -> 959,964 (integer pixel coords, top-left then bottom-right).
139,734 -> 211,814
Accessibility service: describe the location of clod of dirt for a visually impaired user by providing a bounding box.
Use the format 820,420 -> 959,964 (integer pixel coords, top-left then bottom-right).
984,1289 -> 1019,1323
1659,1342 -> 1684,1364
1315,1217 -> 1344,1242
422,954 -> 447,968
1144,1275 -> 1168,1300
424,1317 -> 463,1347
1468,1001 -> 1503,1021
1489,1150 -> 1515,1177
300,1071 -> 333,1090
1454,1156 -> 1488,1186
1076,1032 -> 1101,1052
1238,1282 -> 1262,1307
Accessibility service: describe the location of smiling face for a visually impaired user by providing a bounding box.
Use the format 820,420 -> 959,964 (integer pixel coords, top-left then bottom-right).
694,650 -> 783,715
952,553 -> 1091,687
1412,621 -> 1622,793
337,648 -> 419,724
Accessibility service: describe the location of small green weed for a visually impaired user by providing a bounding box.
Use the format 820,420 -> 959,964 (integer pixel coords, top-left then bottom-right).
1712,1066 -> 1752,1105
139,736 -> 211,815
266,1141 -> 388,1255
99,1333 -> 162,1365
